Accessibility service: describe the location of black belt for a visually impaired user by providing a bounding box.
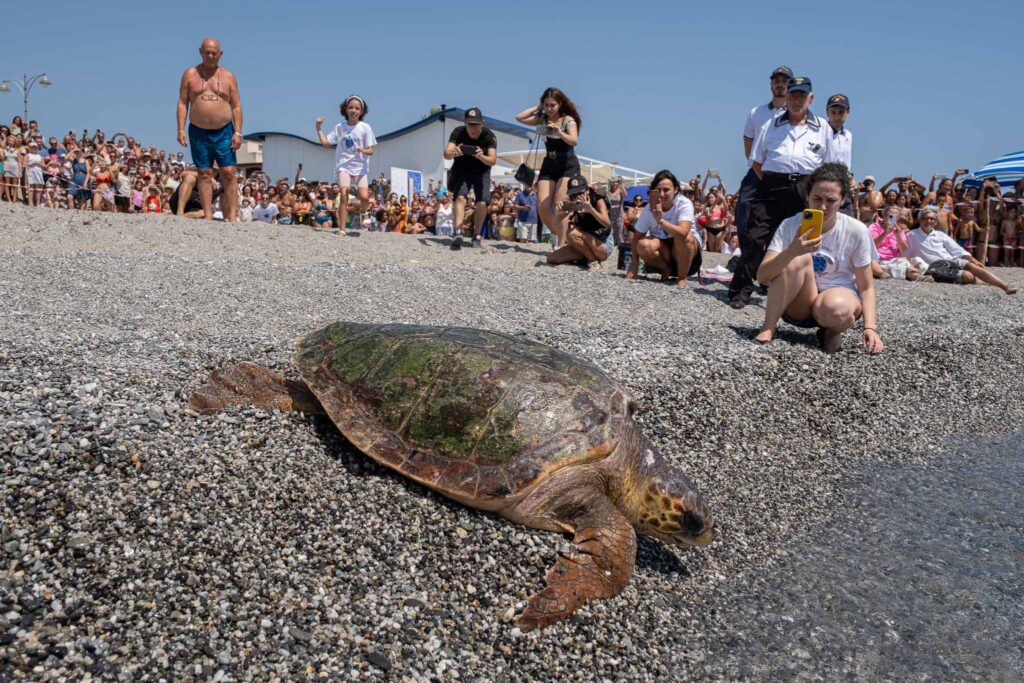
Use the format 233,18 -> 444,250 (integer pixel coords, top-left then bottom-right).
763,171 -> 809,183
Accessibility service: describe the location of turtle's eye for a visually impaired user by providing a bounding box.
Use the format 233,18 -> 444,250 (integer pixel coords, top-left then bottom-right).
681,512 -> 704,535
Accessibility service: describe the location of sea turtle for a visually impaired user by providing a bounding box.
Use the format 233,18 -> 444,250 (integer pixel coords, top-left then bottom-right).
189,321 -> 714,630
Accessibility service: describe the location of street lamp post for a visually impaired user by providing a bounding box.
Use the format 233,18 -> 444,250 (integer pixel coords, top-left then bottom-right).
0,73 -> 53,124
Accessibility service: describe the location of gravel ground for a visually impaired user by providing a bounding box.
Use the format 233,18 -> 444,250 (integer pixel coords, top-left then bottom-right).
2,203 -> 1022,681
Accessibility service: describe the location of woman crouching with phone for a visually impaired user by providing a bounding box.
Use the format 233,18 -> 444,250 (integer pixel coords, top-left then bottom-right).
545,174 -> 610,269
754,163 -> 883,354
627,170 -> 702,285
515,87 -> 581,247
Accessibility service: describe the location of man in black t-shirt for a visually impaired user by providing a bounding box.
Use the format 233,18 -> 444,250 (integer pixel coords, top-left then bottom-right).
442,107 -> 497,248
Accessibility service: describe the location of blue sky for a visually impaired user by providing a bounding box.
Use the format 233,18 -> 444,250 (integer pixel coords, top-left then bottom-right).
4,1 -> 1022,187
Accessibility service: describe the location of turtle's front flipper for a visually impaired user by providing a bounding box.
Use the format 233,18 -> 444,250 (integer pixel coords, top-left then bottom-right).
517,498 -> 637,631
189,362 -> 324,415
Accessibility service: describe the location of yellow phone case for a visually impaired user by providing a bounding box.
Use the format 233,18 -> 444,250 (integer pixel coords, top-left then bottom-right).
799,209 -> 823,240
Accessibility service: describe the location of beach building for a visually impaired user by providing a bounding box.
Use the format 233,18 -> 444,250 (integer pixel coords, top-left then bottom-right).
245,106 -> 652,192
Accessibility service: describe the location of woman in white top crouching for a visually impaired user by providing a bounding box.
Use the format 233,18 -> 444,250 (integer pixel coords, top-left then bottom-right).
754,163 -> 883,354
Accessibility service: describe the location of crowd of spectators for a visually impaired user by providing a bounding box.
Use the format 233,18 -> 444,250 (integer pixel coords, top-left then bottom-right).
2,115 -> 1023,271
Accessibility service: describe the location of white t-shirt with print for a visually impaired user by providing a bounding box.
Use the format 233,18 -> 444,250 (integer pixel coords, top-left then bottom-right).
633,195 -> 701,245
768,211 -> 873,293
435,204 -> 454,234
253,203 -> 279,223
325,121 -> 377,176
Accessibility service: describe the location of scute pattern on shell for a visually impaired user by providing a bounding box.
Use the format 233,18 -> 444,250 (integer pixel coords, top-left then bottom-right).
294,322 -> 631,500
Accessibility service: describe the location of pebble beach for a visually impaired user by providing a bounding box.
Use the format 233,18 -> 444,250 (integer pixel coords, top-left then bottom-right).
2,203 -> 1022,681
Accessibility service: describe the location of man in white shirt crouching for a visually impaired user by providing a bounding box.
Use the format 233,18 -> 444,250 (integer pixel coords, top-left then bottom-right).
903,206 -> 1016,294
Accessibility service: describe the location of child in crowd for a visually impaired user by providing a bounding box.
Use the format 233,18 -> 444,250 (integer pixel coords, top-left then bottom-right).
1000,206 -> 1019,267
1018,209 -> 1024,268
722,232 -> 739,255
161,187 -> 174,214
144,186 -> 162,213
239,197 -> 254,222
936,192 -> 957,235
955,203 -> 978,251
132,179 -> 145,213
973,208 -> 998,263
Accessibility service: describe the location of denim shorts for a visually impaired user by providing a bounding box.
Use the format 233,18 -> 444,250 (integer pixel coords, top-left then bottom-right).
188,121 -> 237,169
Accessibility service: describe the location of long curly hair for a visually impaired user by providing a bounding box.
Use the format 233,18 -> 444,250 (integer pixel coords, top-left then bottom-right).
539,87 -> 581,130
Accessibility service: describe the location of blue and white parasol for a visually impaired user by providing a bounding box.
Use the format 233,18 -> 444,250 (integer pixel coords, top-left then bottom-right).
971,150 -> 1024,191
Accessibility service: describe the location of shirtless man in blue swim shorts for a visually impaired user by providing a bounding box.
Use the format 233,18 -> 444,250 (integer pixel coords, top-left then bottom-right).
176,38 -> 242,221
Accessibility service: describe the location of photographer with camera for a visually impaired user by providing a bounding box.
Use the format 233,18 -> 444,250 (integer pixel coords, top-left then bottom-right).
544,174 -> 610,269
515,87 -> 582,248
443,107 -> 497,249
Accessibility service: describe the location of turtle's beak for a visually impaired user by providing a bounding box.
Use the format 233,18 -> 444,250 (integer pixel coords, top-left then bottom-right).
677,507 -> 714,547
687,525 -> 714,546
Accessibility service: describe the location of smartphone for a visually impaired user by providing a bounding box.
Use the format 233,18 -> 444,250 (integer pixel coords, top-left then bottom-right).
566,200 -> 585,212
886,214 -> 897,228
458,144 -> 479,157
799,209 -> 823,240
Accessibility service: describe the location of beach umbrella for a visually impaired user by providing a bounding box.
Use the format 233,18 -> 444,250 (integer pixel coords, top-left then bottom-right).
971,150 -> 1024,190
625,186 -> 648,204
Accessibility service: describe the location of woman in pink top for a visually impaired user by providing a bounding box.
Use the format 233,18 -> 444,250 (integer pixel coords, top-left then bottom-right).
869,207 -> 928,281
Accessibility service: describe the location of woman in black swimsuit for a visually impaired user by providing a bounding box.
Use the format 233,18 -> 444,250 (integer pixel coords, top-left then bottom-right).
516,87 -> 581,248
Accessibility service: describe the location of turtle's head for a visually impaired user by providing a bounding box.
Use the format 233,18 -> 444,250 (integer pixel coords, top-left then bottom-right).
622,441 -> 714,547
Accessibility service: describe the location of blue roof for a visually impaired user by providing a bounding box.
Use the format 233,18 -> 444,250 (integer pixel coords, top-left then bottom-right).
244,107 -> 532,147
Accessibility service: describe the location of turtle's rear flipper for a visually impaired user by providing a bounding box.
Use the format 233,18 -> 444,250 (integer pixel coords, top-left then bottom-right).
517,499 -> 637,631
189,362 -> 324,415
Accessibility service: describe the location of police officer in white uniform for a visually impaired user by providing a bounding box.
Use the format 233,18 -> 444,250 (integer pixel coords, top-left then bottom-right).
729,76 -> 840,308
825,93 -> 854,216
735,67 -> 792,264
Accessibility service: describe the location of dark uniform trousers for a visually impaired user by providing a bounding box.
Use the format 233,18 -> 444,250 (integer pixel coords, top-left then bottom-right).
728,171 -> 807,301
734,167 -> 760,238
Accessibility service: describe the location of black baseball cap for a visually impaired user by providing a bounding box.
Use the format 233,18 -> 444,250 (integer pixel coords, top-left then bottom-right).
788,76 -> 813,93
826,93 -> 850,110
770,66 -> 793,79
464,107 -> 484,124
567,174 -> 588,196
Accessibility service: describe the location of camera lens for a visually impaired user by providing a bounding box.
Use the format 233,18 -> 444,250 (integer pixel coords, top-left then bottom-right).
804,211 -> 812,219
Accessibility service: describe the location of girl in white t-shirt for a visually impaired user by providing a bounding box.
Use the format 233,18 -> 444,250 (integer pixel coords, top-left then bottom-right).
754,163 -> 883,354
315,95 -> 377,235
434,195 -> 455,237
